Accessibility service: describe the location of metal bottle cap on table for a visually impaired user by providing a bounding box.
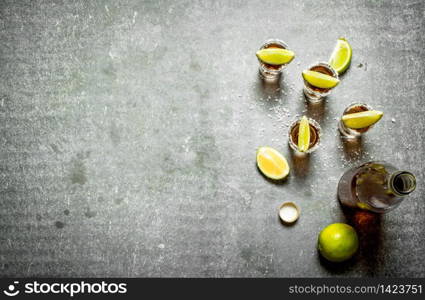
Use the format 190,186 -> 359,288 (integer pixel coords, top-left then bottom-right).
278,201 -> 300,224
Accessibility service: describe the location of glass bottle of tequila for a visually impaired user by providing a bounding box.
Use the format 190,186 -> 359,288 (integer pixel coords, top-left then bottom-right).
337,161 -> 416,213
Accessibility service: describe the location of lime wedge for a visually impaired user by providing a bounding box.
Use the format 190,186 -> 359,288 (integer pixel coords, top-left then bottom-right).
298,116 -> 310,152
329,38 -> 352,75
302,70 -> 340,89
342,110 -> 383,129
256,147 -> 290,180
256,48 -> 295,65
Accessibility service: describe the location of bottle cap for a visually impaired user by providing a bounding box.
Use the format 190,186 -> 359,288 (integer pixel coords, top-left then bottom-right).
278,201 -> 300,224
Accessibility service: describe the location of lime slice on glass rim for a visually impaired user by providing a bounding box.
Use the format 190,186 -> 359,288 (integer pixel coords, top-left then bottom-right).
256,147 -> 290,180
329,38 -> 352,75
256,48 -> 295,65
342,110 -> 383,129
298,116 -> 310,152
302,70 -> 340,89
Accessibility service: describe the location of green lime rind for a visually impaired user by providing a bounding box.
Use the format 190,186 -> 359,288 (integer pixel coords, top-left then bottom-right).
342,110 -> 383,129
318,223 -> 359,262
256,48 -> 295,65
302,70 -> 340,89
298,116 -> 310,152
329,38 -> 352,75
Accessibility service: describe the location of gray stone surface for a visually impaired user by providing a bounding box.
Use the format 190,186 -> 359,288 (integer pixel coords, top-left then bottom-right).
0,0 -> 424,277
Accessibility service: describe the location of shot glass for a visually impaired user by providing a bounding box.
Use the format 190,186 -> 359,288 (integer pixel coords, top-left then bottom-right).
288,117 -> 321,154
303,62 -> 338,103
338,103 -> 374,139
258,39 -> 290,80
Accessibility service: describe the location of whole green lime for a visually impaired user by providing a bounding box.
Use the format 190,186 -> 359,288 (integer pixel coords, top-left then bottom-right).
318,223 -> 359,262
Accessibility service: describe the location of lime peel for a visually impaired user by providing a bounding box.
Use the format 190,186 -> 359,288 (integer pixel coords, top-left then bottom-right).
302,70 -> 340,89
342,110 -> 383,129
329,38 -> 352,75
256,146 -> 290,180
256,48 -> 295,65
318,223 -> 359,263
298,116 -> 310,152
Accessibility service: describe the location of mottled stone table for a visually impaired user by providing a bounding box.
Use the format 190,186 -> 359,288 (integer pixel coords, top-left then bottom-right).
0,0 -> 424,277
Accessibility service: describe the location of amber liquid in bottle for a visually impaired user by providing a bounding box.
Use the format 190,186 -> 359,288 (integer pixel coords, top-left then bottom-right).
337,161 -> 416,213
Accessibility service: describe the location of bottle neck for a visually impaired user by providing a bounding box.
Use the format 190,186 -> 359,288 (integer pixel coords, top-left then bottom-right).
389,171 -> 416,196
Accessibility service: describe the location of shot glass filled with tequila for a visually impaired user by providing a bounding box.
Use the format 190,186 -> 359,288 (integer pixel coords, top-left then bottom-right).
288,116 -> 321,154
338,103 -> 383,139
256,39 -> 294,80
302,62 -> 339,102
